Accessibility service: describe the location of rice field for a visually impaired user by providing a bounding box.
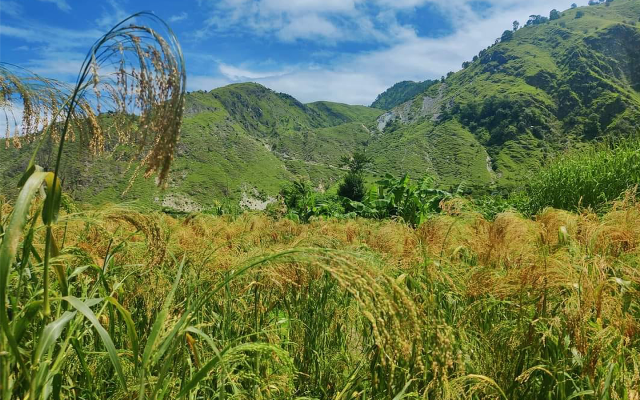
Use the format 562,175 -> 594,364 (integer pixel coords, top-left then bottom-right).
2,194 -> 640,399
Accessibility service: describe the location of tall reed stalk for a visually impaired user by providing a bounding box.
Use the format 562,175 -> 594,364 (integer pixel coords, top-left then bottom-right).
0,12 -> 186,397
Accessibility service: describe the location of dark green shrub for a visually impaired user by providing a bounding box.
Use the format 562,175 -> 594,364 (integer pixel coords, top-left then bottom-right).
337,172 -> 366,202
337,151 -> 372,202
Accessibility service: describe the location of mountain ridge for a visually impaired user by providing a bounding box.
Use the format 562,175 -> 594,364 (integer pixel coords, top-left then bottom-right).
371,80 -> 438,110
373,0 -> 640,187
1,0 -> 639,210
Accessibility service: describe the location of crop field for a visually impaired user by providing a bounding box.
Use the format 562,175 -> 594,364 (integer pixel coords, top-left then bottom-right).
2,195 -> 640,398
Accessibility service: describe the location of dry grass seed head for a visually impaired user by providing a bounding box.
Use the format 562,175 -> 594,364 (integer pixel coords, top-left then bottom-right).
107,210 -> 168,267
1,14 -> 186,194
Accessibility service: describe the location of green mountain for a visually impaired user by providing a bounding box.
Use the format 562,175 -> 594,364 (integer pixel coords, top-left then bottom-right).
373,0 -> 640,189
371,80 -> 438,110
1,0 -> 639,210
0,83 -> 384,210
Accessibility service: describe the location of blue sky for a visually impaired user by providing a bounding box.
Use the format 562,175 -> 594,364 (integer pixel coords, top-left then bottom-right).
1,0 -> 586,105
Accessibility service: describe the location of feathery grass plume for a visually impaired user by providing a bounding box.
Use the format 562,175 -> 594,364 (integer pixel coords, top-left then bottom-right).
0,64 -> 85,150
0,13 -> 186,399
58,12 -> 187,188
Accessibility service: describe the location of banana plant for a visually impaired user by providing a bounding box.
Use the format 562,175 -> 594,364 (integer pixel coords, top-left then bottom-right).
350,174 -> 454,226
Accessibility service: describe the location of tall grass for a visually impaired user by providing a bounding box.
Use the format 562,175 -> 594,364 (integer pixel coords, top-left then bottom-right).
0,12 -> 187,398
2,199 -> 637,398
522,137 -> 640,215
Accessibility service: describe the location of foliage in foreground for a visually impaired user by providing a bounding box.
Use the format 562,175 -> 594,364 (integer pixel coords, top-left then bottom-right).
0,11 -> 187,400
2,195 -> 640,398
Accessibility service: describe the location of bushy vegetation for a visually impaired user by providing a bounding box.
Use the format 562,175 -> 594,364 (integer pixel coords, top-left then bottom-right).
279,179 -> 344,223
348,174 -> 455,226
520,137 -> 640,215
280,173 -> 455,226
335,151 -> 370,202
278,136 -> 640,224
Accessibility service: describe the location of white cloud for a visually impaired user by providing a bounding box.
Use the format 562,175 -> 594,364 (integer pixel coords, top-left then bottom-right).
193,0 -> 373,42
0,22 -> 102,82
0,23 -> 102,50
188,75 -> 233,92
219,63 -> 292,80
36,0 -> 71,13
195,0 -> 587,44
277,14 -> 341,41
192,0 -> 589,104
0,1 -> 22,17
26,51 -> 85,78
95,0 -> 129,29
170,12 -> 189,23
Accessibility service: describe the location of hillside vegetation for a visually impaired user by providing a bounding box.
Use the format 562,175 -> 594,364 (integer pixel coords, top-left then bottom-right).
0,84 -> 384,210
2,1 -> 639,212
370,80 -> 438,110
376,0 -> 640,188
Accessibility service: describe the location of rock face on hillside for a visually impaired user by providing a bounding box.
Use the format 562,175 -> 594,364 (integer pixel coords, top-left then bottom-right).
377,84 -> 448,131
1,1 -> 639,209
371,80 -> 438,110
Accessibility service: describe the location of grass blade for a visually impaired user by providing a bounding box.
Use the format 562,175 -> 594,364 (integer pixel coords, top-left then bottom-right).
0,170 -> 48,372
138,255 -> 184,399
63,295 -> 127,388
106,296 -> 139,364
34,311 -> 76,362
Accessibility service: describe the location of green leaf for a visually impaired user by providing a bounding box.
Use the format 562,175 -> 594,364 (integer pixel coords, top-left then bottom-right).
106,296 -> 140,364
176,345 -> 228,398
42,172 -> 63,226
63,296 -> 127,388
71,338 -> 94,393
34,311 -> 76,363
14,300 -> 43,342
16,164 -> 38,188
138,256 -> 184,399
0,170 -> 49,371
566,390 -> 594,400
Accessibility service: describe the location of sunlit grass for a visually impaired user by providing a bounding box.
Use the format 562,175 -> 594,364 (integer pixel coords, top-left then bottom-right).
2,195 -> 640,398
